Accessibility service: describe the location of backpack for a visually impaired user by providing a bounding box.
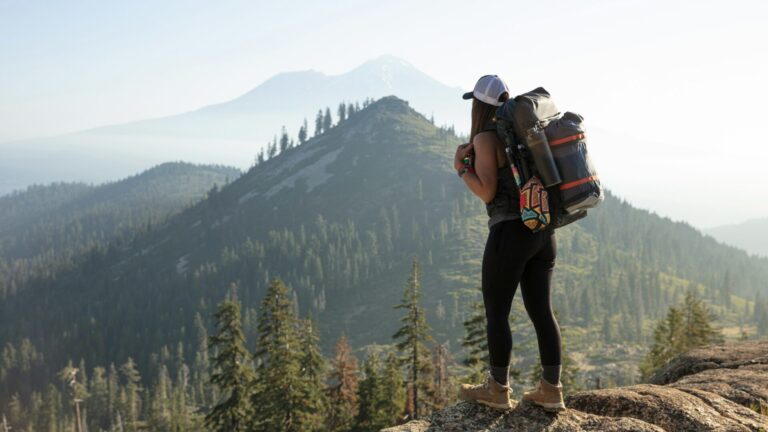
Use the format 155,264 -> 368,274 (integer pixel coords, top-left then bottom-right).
494,87 -> 604,231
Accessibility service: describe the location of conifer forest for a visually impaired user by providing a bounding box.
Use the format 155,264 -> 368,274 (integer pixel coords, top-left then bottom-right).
2,97 -> 767,431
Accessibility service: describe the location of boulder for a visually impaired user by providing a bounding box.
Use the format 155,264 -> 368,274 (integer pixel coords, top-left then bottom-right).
565,383 -> 766,431
381,399 -> 665,432
382,340 -> 768,432
647,340 -> 768,385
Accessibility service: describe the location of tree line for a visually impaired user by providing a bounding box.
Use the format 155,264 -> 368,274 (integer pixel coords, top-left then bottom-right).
0,257 -> 737,432
205,257 -> 454,431
1,257 -> 463,431
252,97 -> 377,167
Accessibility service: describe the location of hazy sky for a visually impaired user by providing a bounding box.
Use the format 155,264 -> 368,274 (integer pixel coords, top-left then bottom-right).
1,0 -> 767,228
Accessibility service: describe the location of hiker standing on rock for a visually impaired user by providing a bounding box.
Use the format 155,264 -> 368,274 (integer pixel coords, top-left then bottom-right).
453,75 -> 566,412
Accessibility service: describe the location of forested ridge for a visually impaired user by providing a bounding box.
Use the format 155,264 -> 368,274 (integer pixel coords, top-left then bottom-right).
0,162 -> 240,297
1,96 -> 768,430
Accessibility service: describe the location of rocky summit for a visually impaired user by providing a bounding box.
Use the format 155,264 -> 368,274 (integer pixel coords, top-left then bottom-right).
382,339 -> 768,431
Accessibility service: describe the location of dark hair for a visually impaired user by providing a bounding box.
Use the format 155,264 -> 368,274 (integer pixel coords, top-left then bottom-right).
469,92 -> 509,143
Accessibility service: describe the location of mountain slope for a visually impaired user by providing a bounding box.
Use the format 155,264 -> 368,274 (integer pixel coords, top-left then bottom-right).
0,161 -> 240,297
705,217 -> 768,258
2,96 -> 768,406
0,55 -> 467,196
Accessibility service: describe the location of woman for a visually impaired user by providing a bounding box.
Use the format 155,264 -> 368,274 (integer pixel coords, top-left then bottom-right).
455,75 -> 566,412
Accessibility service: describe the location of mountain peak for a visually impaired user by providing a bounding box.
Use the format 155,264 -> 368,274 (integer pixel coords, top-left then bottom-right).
361,95 -> 412,113
328,95 -> 438,141
345,55 -> 425,87
355,54 -> 416,70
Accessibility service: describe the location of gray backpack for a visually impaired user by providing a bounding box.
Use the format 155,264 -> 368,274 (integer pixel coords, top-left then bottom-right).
494,87 -> 604,230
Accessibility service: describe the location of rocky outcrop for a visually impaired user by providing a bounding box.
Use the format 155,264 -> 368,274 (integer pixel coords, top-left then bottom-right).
382,340 -> 768,431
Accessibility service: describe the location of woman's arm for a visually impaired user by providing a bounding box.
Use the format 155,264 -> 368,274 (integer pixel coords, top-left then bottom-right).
460,133 -> 498,204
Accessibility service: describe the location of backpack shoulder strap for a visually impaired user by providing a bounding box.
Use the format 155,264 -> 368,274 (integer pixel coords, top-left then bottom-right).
477,121 -> 497,134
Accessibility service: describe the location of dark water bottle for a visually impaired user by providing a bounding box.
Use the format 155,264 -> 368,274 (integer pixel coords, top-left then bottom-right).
525,125 -> 562,187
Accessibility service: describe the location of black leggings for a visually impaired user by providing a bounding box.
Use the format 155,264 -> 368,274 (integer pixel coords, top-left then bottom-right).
482,217 -> 561,368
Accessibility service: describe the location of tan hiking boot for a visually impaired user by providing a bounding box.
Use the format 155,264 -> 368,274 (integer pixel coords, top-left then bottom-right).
522,377 -> 566,412
458,370 -> 513,411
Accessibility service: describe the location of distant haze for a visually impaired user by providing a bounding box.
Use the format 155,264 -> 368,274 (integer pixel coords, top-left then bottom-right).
0,56 -> 467,199
1,0 -> 767,229
705,218 -> 768,258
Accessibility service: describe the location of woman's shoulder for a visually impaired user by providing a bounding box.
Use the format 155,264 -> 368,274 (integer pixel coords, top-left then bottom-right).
474,131 -> 506,167
473,130 -> 503,145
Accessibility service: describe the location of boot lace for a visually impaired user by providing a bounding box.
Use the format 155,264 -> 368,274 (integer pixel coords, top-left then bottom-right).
467,370 -> 493,391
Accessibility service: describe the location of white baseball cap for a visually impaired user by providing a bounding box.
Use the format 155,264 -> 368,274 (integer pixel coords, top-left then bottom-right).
462,75 -> 510,106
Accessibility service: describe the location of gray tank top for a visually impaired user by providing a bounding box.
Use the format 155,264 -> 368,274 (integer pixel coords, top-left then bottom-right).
476,126 -> 521,229
486,161 -> 522,229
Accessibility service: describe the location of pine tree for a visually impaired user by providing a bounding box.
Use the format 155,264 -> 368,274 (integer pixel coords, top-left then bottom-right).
192,312 -> 211,407
119,357 -> 142,431
681,289 -> 724,348
252,277 -> 304,431
402,382 -> 415,422
639,289 -> 723,381
639,305 -> 685,381
759,307 -> 768,337
107,363 -> 120,428
14,394 -> 27,431
256,147 -> 265,164
58,361 -> 88,432
323,107 -> 333,131
89,366 -> 110,430
338,102 -> 347,123
172,361 -> 200,431
462,300 -> 488,383
392,257 -> 435,419
431,341 -> 454,410
295,315 -> 328,431
148,365 -> 172,429
267,136 -> 278,159
315,110 -> 324,136
205,297 -> 254,432
720,270 -> 733,309
326,331 -> 359,432
355,348 -> 383,431
377,350 -> 406,428
78,358 -> 89,398
279,126 -> 290,152
298,118 -> 308,145
754,292 -> 768,336
41,383 -> 62,432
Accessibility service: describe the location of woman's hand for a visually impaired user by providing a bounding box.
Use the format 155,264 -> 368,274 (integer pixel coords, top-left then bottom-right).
457,132 -> 499,203
454,142 -> 474,171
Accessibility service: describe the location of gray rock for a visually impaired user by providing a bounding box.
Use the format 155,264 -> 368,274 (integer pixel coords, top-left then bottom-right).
565,384 -> 765,431
381,400 -> 665,432
671,367 -> 768,412
647,340 -> 768,385
383,340 -> 768,432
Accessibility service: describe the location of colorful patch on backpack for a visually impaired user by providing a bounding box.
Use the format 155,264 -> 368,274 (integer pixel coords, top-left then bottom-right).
520,176 -> 551,232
